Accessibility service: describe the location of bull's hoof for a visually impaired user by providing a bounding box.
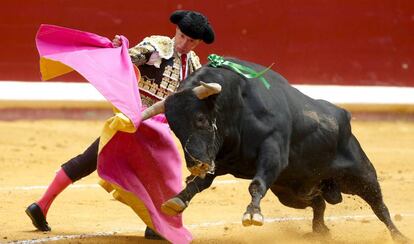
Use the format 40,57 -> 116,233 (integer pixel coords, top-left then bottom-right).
242,213 -> 252,226
392,232 -> 411,244
312,222 -> 330,235
252,213 -> 264,226
161,197 -> 187,216
242,212 -> 264,226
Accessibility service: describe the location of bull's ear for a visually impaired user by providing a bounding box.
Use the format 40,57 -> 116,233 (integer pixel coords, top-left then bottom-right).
141,99 -> 165,121
193,81 -> 222,99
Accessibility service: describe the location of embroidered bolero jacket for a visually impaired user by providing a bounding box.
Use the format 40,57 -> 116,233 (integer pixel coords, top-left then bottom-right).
128,35 -> 202,106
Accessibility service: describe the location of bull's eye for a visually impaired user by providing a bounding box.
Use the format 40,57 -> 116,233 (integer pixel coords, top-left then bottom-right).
194,113 -> 209,129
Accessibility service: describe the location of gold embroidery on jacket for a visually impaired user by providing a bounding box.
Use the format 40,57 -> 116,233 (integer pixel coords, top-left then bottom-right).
138,36 -> 174,59
128,45 -> 153,66
189,51 -> 202,70
133,37 -> 201,107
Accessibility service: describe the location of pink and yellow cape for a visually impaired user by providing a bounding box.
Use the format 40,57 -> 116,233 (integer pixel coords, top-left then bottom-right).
36,24 -> 192,244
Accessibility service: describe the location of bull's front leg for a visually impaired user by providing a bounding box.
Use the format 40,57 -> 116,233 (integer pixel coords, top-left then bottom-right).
161,173 -> 216,216
242,137 -> 288,226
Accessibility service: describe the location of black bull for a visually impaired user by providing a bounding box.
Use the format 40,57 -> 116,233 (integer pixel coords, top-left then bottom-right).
142,58 -> 408,242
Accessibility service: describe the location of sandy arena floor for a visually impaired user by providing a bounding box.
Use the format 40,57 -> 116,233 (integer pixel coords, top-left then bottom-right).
0,118 -> 413,243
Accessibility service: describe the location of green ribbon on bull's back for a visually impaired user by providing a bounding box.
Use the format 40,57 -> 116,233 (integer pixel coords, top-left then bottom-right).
207,54 -> 273,89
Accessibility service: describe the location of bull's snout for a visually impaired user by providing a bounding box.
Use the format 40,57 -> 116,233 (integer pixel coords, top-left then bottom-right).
188,162 -> 215,178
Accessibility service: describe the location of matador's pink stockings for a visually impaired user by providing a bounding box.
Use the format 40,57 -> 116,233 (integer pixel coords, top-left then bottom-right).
36,168 -> 72,216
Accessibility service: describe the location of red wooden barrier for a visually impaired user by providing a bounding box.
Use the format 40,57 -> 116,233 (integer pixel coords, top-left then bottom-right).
1,1 -> 413,86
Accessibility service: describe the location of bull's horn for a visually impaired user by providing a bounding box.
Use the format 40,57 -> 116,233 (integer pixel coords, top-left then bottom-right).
193,81 -> 222,99
141,100 -> 165,121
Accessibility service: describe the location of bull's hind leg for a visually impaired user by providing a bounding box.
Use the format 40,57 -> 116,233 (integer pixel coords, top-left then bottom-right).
344,175 -> 409,243
339,135 -> 409,242
311,196 -> 330,234
271,187 -> 329,235
340,136 -> 408,243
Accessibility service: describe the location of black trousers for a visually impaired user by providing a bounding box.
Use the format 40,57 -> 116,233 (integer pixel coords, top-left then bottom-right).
61,138 -> 99,182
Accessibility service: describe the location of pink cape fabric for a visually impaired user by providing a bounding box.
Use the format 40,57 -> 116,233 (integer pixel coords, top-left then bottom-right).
36,24 -> 141,126
98,118 -> 189,243
36,24 -> 192,244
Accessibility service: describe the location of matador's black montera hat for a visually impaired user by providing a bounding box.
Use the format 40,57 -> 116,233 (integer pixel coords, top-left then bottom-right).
170,10 -> 215,44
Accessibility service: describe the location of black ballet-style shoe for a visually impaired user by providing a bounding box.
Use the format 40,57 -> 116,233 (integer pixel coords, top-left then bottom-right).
25,203 -> 51,232
144,226 -> 164,240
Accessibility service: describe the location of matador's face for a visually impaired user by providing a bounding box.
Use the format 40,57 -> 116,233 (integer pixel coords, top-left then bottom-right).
174,27 -> 201,55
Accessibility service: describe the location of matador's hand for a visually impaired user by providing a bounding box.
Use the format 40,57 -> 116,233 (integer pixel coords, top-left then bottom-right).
112,35 -> 122,48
